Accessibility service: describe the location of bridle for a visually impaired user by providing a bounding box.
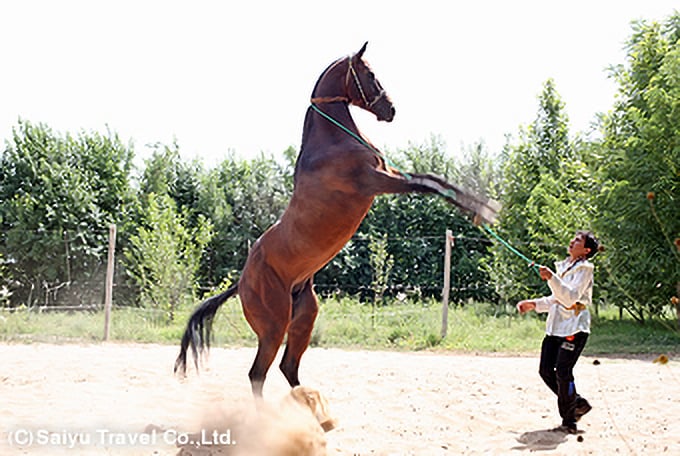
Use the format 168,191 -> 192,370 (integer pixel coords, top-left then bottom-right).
347,56 -> 387,108
308,54 -> 400,175
311,55 -> 387,108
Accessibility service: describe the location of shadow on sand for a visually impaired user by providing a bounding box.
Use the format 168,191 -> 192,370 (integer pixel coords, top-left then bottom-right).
512,428 -> 582,451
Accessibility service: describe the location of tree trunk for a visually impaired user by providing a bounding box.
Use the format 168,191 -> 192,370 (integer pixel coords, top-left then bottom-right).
676,282 -> 680,330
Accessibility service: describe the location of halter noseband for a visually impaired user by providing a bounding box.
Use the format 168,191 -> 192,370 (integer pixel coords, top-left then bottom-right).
310,56 -> 387,108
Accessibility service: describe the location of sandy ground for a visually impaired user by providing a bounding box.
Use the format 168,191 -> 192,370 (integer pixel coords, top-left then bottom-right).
0,343 -> 678,455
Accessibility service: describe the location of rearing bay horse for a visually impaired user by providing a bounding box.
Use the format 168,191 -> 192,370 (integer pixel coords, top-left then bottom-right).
175,43 -> 500,397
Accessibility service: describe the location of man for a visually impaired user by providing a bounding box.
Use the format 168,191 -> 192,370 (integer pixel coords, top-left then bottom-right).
517,230 -> 601,434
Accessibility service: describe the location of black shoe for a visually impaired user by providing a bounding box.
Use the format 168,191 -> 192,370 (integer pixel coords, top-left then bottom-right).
552,424 -> 578,434
575,398 -> 592,422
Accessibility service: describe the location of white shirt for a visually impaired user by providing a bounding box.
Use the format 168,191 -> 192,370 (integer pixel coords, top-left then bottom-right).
534,258 -> 593,337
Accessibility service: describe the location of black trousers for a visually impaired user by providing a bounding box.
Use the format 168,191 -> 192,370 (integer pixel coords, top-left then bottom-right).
539,332 -> 589,426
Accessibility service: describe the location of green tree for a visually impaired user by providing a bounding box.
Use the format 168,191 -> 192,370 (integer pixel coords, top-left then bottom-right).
457,141 -> 502,200
593,13 -> 680,323
368,232 -> 394,304
0,251 -> 9,306
123,193 -> 213,322
138,142 -> 204,226
401,135 -> 459,178
492,79 -> 592,306
0,120 -> 135,306
197,152 -> 291,286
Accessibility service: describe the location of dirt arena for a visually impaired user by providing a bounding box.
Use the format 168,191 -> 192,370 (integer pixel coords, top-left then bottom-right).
1,343 -> 678,455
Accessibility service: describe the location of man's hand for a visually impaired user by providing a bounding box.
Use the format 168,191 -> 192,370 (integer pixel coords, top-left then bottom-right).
538,265 -> 553,281
517,300 -> 536,314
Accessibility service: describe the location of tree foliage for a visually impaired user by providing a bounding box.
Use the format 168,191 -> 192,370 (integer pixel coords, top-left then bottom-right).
197,152 -> 291,286
123,192 -> 213,321
492,79 -> 594,306
368,232 -> 394,303
593,13 -> 680,322
0,120 -> 135,306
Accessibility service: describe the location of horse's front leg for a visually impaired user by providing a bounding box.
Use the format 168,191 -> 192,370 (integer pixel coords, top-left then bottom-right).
362,168 -> 501,225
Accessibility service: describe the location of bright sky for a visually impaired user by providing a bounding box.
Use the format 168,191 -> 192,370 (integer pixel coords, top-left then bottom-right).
1,1 -> 677,167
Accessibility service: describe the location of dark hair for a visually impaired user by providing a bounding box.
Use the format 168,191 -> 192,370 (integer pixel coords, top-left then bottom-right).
578,230 -> 602,259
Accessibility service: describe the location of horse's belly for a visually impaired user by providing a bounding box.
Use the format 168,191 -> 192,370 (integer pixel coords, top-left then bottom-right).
256,199 -> 371,286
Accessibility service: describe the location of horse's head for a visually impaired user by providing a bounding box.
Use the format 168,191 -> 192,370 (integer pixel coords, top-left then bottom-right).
347,42 -> 395,122
311,42 -> 395,122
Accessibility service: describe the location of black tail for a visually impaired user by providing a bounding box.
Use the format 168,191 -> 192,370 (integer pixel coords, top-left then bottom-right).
174,282 -> 239,376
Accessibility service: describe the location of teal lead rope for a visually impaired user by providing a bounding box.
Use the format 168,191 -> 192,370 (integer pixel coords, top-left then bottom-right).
310,104 -> 539,274
480,224 -> 541,275
312,107 -> 548,256
310,103 -> 412,180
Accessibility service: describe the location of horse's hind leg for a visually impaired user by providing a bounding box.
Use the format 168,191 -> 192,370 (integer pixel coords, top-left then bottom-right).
240,280 -> 292,397
249,337 -> 285,397
280,279 -> 319,387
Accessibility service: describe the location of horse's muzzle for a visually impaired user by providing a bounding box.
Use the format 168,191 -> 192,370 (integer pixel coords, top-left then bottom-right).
367,90 -> 395,122
376,104 -> 395,122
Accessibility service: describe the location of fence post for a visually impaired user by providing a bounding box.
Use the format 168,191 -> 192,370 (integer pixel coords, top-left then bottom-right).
103,224 -> 116,341
441,229 -> 453,338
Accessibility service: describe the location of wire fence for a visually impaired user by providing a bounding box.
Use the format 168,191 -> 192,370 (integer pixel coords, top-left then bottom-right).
1,227 -> 506,311
0,295 -> 463,350
0,224 -> 503,348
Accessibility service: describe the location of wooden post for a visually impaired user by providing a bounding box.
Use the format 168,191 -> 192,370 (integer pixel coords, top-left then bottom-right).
441,229 -> 453,339
103,224 -> 116,341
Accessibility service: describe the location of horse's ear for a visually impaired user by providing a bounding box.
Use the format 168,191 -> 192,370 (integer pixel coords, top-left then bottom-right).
356,42 -> 368,59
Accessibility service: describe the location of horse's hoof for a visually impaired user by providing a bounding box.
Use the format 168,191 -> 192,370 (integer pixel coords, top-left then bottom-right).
320,418 -> 337,432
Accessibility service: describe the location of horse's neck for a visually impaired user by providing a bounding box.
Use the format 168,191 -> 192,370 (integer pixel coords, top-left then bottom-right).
302,104 -> 359,145
304,58 -> 361,142
295,103 -> 361,183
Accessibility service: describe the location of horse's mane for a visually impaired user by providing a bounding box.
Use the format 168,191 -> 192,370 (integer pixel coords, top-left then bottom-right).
296,56 -> 352,181
309,56 -> 347,99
